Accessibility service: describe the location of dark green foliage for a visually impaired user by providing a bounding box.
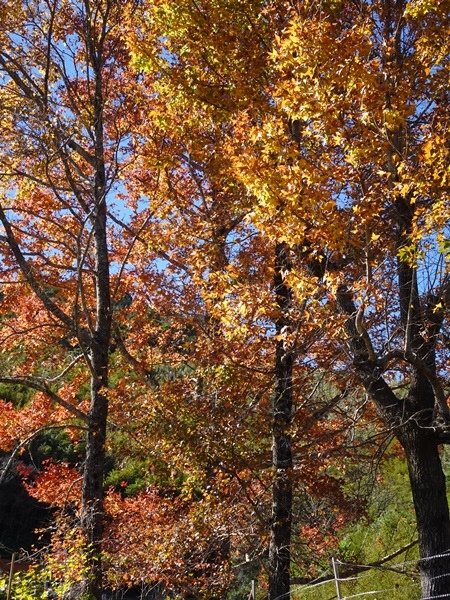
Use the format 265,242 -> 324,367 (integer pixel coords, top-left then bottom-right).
0,383 -> 34,409
28,429 -> 82,469
104,457 -> 153,497
104,451 -> 184,498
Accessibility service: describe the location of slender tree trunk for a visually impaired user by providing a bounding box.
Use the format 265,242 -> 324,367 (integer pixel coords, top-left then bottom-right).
80,222 -> 110,600
79,223 -> 111,600
268,243 -> 293,600
82,309 -> 110,599
80,6 -> 111,595
82,388 -> 108,599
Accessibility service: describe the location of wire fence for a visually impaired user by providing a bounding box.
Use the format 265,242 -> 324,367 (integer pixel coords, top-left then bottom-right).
4,545 -> 450,600
289,551 -> 450,600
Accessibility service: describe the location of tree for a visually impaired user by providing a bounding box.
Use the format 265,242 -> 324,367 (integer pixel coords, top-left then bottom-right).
0,1 -> 137,596
0,1 -> 426,598
227,1 -> 450,597
126,3 -> 381,598
127,0 -> 450,597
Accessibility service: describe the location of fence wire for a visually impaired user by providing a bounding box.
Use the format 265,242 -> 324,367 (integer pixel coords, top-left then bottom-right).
290,551 -> 450,599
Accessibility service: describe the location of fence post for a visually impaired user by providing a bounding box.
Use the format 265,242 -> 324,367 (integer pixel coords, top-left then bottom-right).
6,553 -> 15,600
332,556 -> 342,600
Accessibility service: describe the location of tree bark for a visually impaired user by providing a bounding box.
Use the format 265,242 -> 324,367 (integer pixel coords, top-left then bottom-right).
268,243 -> 293,600
82,372 -> 109,600
401,427 -> 450,598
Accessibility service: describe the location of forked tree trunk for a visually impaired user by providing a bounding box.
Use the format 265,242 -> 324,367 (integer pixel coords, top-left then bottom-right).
268,243 -> 293,600
336,282 -> 450,599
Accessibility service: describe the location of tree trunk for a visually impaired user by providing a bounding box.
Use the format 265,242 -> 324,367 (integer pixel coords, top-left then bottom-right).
82,370 -> 109,599
401,426 -> 450,598
80,215 -> 110,600
79,207 -> 110,600
80,8 -> 111,594
268,243 -> 293,600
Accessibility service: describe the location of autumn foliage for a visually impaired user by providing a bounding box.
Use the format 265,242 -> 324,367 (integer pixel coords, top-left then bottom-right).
0,0 -> 449,598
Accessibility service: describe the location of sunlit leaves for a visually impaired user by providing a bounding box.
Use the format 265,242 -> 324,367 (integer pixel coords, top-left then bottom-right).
2,0 -> 450,596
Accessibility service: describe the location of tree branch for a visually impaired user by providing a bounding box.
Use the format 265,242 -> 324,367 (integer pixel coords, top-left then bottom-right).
0,377 -> 88,423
